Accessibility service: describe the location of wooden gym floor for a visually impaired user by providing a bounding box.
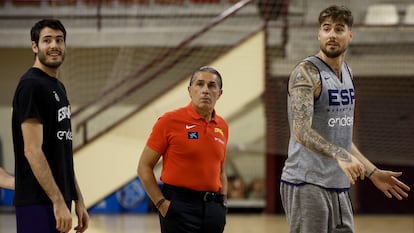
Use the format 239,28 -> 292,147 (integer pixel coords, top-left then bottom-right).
0,212 -> 413,233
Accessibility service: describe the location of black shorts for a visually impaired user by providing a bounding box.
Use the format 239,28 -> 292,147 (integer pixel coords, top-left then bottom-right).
15,202 -> 71,233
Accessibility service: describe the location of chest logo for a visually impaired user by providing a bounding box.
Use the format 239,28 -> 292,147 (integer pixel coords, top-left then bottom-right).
328,88 -> 355,106
53,91 -> 60,102
214,127 -> 224,136
186,124 -> 196,129
188,132 -> 198,139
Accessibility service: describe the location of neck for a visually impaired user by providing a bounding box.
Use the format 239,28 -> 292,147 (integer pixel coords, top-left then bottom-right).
193,105 -> 213,122
316,51 -> 344,78
199,111 -> 212,122
33,62 -> 58,78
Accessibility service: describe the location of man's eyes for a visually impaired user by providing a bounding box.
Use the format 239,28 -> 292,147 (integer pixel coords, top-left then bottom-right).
195,82 -> 218,88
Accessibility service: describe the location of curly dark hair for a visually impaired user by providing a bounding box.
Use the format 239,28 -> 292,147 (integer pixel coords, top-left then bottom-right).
319,5 -> 354,29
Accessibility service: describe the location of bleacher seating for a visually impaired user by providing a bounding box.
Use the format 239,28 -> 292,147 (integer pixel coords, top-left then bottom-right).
119,0 -> 149,4
364,3 -> 399,25
153,0 -> 183,4
82,0 -> 113,4
5,0 -> 228,5
190,0 -> 220,3
12,0 -> 42,5
49,0 -> 77,5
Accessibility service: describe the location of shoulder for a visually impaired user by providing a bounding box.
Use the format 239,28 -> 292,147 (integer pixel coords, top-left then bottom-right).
18,68 -> 48,88
155,106 -> 187,125
214,114 -> 228,131
214,113 -> 227,124
15,76 -> 42,97
291,60 -> 319,79
289,61 -> 320,90
161,106 -> 186,119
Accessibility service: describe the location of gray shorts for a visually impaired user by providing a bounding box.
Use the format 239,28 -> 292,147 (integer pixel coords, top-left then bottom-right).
280,182 -> 354,233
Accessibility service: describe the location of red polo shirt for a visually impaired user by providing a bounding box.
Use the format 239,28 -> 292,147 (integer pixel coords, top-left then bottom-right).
146,103 -> 228,192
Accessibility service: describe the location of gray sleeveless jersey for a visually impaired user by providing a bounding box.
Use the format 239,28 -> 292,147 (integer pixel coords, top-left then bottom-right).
281,56 -> 355,189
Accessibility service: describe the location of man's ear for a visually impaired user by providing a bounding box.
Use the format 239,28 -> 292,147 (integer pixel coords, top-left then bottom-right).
31,41 -> 38,54
218,89 -> 223,98
187,86 -> 192,98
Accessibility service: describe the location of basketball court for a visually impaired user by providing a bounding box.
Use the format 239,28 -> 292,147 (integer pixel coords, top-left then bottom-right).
0,1 -> 413,232
0,212 -> 413,232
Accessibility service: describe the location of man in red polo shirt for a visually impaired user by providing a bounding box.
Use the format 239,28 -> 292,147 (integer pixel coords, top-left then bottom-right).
138,66 -> 228,233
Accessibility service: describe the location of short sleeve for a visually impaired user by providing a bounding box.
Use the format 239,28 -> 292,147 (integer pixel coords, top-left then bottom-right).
14,80 -> 44,124
146,115 -> 169,155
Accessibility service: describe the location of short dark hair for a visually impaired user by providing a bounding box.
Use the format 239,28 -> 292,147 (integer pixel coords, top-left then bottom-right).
189,66 -> 223,89
31,19 -> 66,45
319,5 -> 353,29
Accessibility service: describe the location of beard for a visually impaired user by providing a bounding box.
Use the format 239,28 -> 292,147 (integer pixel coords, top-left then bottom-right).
320,46 -> 345,58
37,49 -> 65,69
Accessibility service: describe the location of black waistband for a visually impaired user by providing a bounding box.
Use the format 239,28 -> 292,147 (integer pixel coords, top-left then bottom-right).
163,184 -> 224,203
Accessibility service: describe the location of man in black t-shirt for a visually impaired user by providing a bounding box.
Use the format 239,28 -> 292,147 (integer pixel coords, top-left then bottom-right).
12,19 -> 89,233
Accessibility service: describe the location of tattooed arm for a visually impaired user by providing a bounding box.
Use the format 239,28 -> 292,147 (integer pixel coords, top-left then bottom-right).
288,61 -> 365,184
289,61 -> 410,196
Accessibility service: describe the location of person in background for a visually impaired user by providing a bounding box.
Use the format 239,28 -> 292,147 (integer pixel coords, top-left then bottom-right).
138,66 -> 228,233
0,167 -> 14,190
280,5 -> 410,233
227,176 -> 246,199
246,178 -> 265,199
11,19 -> 89,233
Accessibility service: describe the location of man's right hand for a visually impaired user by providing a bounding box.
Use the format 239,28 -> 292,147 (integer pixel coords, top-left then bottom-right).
336,151 -> 365,185
159,199 -> 171,217
54,201 -> 72,232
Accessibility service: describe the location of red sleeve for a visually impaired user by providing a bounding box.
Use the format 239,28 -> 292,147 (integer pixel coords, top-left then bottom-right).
146,115 -> 169,155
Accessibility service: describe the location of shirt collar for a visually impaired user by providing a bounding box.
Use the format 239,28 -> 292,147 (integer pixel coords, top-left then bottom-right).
186,103 -> 216,123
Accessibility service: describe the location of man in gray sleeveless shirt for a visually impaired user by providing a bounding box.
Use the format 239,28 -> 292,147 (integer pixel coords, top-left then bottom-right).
280,5 -> 411,233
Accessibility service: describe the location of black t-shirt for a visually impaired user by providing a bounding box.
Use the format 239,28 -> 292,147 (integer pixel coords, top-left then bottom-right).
12,67 -> 78,206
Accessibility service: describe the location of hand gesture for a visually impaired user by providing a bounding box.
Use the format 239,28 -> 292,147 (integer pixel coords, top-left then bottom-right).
370,169 -> 410,200
336,151 -> 365,185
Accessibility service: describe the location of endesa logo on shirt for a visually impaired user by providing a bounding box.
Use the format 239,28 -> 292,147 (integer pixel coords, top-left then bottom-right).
327,88 -> 354,128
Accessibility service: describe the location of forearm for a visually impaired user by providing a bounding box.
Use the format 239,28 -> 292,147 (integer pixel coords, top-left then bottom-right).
138,166 -> 164,205
137,146 -> 165,206
295,124 -> 351,161
74,176 -> 86,204
25,149 -> 65,204
350,143 -> 376,175
21,120 -> 65,204
0,168 -> 14,190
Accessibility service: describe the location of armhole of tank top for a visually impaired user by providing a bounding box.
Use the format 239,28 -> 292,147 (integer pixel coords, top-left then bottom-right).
315,70 -> 323,101
344,62 -> 355,88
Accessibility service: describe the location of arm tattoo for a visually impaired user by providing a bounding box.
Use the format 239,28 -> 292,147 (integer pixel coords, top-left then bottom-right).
289,62 -> 351,161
